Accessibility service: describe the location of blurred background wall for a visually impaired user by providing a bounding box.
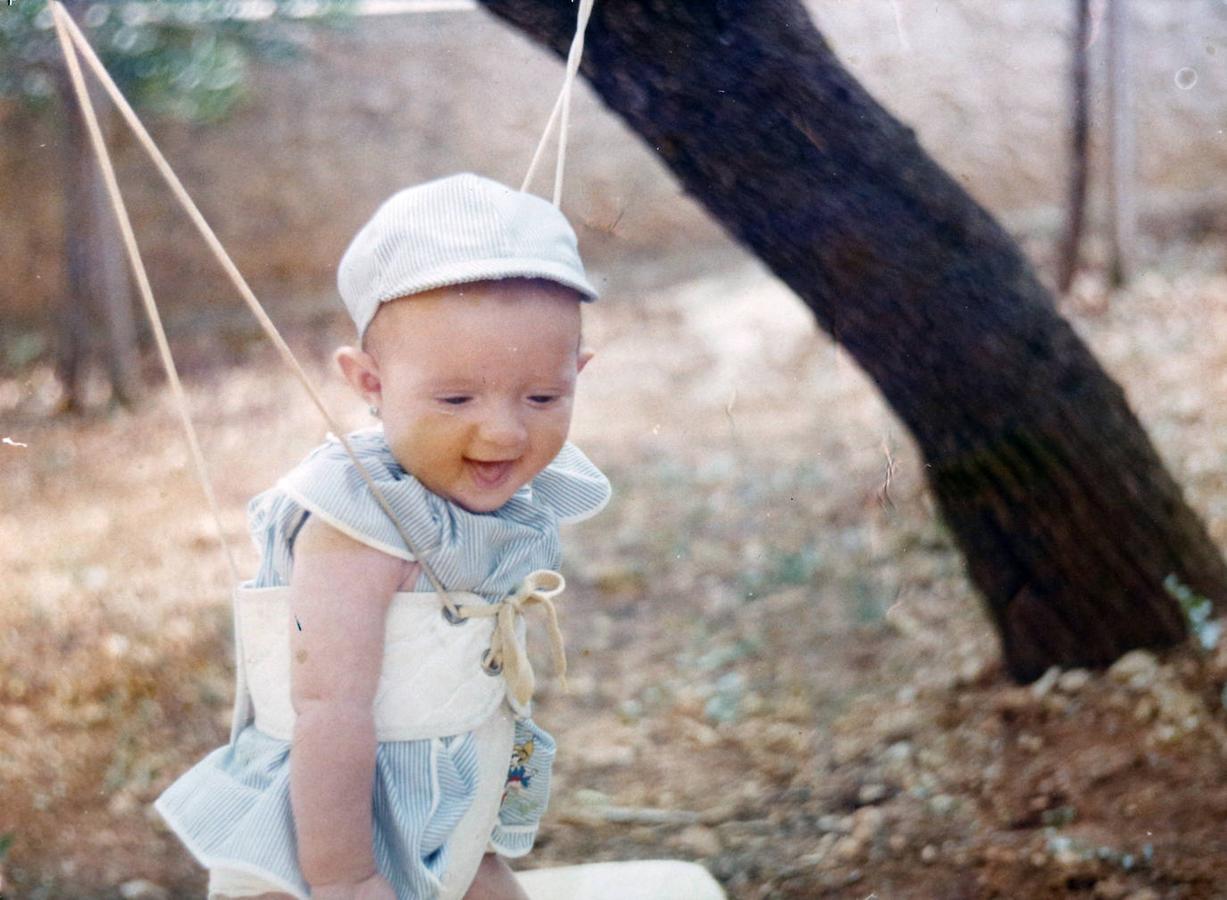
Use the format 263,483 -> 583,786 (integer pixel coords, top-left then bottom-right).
3,0 -> 1226,335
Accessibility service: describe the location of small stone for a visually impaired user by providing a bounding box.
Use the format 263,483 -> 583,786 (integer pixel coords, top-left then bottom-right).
983,845 -> 1017,864
957,656 -> 990,685
572,788 -> 611,807
1018,732 -> 1044,753
992,687 -> 1035,715
1057,668 -> 1092,693
876,707 -> 921,742
850,806 -> 883,842
119,881 -> 168,900
857,783 -> 888,805
674,824 -> 721,858
584,743 -> 636,768
920,844 -> 938,863
1030,666 -> 1061,699
1042,694 -> 1073,716
883,741 -> 913,763
1053,845 -> 1083,867
805,831 -> 839,862
1133,696 -> 1157,723
928,793 -> 956,815
1093,876 -> 1130,899
1108,650 -> 1159,690
817,814 -> 851,834
833,835 -> 865,862
1123,890 -> 1159,900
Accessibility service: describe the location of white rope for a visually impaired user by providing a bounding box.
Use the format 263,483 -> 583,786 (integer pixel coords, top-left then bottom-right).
521,0 -> 595,207
52,4 -> 245,587
50,1 -> 455,602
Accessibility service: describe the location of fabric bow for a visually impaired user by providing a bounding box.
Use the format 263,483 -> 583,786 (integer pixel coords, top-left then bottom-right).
458,569 -> 568,708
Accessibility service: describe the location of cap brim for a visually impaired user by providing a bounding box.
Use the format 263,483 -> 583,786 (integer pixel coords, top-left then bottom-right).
373,257 -> 599,306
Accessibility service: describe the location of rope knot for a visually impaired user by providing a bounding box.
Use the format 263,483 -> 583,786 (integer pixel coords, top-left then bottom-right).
459,569 -> 568,707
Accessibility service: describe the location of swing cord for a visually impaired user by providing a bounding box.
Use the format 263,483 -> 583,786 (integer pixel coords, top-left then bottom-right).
52,4 -> 249,587
521,0 -> 596,206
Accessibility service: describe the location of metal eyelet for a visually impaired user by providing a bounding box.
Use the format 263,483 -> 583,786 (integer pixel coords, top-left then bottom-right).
442,604 -> 467,625
481,649 -> 503,676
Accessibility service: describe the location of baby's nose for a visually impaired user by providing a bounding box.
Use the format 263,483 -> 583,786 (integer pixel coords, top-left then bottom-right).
478,409 -> 528,449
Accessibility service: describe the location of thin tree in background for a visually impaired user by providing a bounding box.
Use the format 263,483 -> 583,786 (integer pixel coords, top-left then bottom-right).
1106,0 -> 1136,286
476,0 -> 1227,680
1057,0 -> 1091,294
54,53 -> 138,411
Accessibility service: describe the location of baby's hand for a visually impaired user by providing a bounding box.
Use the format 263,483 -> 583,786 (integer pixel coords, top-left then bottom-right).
310,872 -> 396,900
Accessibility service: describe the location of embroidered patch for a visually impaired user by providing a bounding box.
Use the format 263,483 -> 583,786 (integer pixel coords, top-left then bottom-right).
501,737 -> 538,817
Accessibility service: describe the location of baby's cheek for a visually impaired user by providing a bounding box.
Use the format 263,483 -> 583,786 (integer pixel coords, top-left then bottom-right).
536,420 -> 571,463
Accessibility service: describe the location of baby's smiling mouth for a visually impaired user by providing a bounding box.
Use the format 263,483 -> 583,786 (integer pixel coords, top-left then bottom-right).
465,458 -> 517,487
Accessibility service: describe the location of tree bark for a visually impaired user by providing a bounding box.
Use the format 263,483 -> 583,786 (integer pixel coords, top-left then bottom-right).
477,0 -> 1227,680
1057,0 -> 1090,295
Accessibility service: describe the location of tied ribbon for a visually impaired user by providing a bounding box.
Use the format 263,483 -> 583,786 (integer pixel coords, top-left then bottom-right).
459,569 -> 568,708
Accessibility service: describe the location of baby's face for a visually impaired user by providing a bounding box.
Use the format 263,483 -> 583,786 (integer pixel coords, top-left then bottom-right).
342,280 -> 590,513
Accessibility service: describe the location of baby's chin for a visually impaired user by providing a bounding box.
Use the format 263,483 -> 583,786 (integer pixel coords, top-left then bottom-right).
444,489 -> 521,514
414,470 -> 533,514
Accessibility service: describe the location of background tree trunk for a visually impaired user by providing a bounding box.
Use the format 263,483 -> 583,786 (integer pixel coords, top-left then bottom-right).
88,107 -> 141,408
54,66 -> 93,414
1106,0 -> 1136,287
1057,0 -> 1090,295
52,2 -> 141,414
478,0 -> 1227,680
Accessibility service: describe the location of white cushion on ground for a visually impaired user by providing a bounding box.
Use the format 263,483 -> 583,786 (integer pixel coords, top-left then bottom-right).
517,860 -> 726,900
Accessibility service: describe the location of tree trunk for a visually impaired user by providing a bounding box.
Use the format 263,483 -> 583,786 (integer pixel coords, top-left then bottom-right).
53,2 -> 141,414
88,103 -> 142,409
478,0 -> 1227,680
54,67 -> 93,414
1106,0 -> 1136,287
1057,0 -> 1090,295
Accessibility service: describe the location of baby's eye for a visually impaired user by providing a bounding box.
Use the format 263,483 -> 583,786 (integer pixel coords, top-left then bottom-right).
528,395 -> 559,405
439,396 -> 471,406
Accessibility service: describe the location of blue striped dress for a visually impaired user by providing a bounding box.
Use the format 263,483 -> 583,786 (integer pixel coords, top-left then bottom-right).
155,425 -> 611,898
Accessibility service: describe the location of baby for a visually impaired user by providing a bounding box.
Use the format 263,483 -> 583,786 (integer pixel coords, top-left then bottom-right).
156,173 -> 610,899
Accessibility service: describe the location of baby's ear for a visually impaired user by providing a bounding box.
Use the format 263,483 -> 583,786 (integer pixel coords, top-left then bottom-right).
334,345 -> 383,404
577,347 -> 595,374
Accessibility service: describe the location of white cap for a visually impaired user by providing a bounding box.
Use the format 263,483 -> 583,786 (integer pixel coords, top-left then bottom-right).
338,172 -> 598,341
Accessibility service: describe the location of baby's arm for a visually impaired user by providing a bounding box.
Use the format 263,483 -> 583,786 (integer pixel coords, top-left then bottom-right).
288,515 -> 416,895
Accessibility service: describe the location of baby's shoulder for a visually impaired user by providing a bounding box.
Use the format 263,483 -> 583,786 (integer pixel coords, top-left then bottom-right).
292,512 -> 418,589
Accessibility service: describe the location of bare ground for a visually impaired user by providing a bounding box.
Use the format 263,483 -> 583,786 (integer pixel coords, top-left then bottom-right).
2,235 -> 1227,898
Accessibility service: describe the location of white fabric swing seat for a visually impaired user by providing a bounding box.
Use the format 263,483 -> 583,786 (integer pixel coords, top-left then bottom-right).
518,860 -> 727,900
